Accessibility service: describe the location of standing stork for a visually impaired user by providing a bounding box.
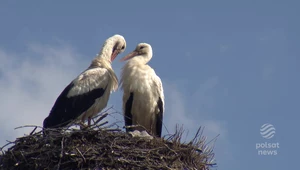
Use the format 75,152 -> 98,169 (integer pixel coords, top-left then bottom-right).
120,43 -> 164,137
43,34 -> 126,130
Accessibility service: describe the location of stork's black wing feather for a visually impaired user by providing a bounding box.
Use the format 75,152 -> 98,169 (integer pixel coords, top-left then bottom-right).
155,97 -> 164,137
124,92 -> 134,132
43,81 -> 106,128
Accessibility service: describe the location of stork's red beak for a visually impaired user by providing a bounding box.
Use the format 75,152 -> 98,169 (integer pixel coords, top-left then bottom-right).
120,51 -> 138,61
111,50 -> 119,62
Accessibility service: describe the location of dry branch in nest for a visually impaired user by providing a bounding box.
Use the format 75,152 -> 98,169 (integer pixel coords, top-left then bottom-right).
0,112 -> 216,170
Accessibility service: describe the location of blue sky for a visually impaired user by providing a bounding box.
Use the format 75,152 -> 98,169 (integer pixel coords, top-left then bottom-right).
0,1 -> 299,169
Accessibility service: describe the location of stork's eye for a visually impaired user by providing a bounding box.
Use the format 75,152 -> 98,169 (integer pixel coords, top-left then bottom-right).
140,46 -> 144,49
121,46 -> 125,50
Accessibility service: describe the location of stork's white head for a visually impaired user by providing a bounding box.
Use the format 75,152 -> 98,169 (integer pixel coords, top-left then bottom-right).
120,43 -> 153,64
99,34 -> 126,62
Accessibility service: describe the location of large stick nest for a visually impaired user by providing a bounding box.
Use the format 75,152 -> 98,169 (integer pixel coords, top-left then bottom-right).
0,112 -> 217,170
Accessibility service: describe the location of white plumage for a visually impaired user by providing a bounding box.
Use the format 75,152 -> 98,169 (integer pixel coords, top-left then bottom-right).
43,34 -> 126,130
69,67 -> 115,123
120,43 -> 164,137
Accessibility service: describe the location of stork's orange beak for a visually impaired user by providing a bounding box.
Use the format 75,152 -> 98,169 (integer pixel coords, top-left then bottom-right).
120,51 -> 138,61
111,50 -> 119,62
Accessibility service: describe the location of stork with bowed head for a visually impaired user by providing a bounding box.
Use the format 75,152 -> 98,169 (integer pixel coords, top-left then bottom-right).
120,43 -> 165,138
43,34 -> 126,132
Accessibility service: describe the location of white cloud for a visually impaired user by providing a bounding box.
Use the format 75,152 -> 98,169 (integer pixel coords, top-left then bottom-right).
163,79 -> 226,141
0,42 -> 87,146
162,78 -> 232,166
192,76 -> 219,110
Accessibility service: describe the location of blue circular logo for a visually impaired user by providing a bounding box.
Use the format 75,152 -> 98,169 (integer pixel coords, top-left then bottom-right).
260,123 -> 275,139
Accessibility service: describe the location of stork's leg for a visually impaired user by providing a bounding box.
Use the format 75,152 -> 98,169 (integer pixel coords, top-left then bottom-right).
88,117 -> 92,126
80,114 -> 88,130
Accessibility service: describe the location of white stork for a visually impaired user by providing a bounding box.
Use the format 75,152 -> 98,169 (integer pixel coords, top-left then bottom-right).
120,43 -> 164,137
43,34 -> 126,130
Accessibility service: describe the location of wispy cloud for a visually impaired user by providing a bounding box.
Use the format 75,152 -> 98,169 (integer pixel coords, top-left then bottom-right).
162,78 -> 232,166
0,42 -> 86,146
163,78 -> 226,140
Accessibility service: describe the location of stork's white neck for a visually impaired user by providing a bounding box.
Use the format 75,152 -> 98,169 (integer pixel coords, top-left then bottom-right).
96,37 -> 118,63
90,40 -> 116,68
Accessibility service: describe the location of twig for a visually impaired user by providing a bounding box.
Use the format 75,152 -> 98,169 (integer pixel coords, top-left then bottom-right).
105,128 -> 122,132
29,126 -> 38,135
190,127 -> 202,144
98,121 -> 108,127
92,106 -> 114,121
20,151 -> 27,164
57,137 -> 64,170
92,113 -> 109,127
0,141 -> 14,151
163,143 -> 178,156
76,148 -> 86,163
14,125 -> 43,130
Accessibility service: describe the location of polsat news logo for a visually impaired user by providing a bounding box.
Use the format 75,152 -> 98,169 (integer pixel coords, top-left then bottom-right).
255,123 -> 279,156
